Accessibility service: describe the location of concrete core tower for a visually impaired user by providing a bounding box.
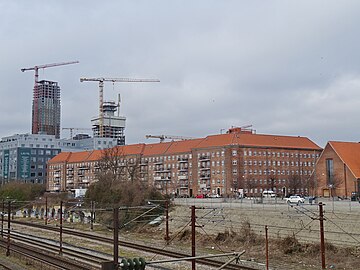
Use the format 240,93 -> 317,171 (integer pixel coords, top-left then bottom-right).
91,101 -> 126,145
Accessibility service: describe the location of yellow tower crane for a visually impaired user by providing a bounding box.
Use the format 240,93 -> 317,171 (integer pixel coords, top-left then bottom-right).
145,135 -> 196,143
62,127 -> 92,139
80,77 -> 160,137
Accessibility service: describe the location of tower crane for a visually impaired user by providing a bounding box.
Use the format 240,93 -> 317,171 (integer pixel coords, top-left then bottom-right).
21,61 -> 79,86
21,61 -> 79,135
145,135 -> 196,143
80,77 -> 160,137
62,127 -> 92,139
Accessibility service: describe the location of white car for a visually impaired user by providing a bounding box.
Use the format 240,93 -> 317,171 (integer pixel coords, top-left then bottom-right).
285,195 -> 305,205
208,194 -> 221,198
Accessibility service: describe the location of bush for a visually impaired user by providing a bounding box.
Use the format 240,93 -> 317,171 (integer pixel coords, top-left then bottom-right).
0,182 -> 46,202
280,234 -> 303,254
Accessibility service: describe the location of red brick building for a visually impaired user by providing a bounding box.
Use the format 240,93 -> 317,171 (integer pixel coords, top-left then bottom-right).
315,141 -> 360,198
47,128 -> 322,197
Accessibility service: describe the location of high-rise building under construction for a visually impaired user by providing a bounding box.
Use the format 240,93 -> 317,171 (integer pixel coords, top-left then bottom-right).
91,101 -> 126,145
32,80 -> 61,138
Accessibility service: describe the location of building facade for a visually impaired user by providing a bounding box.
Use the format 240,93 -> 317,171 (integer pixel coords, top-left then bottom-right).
47,128 -> 322,197
0,133 -> 118,185
32,80 -> 61,138
91,101 -> 126,145
315,141 -> 360,198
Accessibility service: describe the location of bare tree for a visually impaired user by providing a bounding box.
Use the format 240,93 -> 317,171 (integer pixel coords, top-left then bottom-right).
267,177 -> 276,191
288,175 -> 304,195
245,179 -> 257,197
97,146 -> 127,183
304,173 -> 316,196
328,172 -> 344,197
124,156 -> 142,183
87,146 -> 162,208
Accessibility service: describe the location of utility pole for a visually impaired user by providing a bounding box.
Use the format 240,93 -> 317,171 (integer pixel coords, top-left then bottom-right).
265,225 -> 269,270
90,201 -> 94,230
113,207 -> 119,269
45,196 -> 48,225
191,205 -> 196,270
1,199 -> 4,238
6,201 -> 11,256
319,202 -> 326,269
165,200 -> 170,245
59,201 -> 63,255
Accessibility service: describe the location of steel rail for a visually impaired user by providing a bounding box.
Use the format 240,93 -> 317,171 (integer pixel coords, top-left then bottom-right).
9,232 -> 105,266
12,220 -> 258,270
0,238 -> 94,270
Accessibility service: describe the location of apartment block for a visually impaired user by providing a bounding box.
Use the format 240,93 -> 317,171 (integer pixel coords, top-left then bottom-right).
0,133 -> 119,185
47,128 -> 322,197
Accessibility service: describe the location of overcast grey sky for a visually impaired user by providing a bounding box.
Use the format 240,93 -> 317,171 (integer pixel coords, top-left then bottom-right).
1,0 -> 360,147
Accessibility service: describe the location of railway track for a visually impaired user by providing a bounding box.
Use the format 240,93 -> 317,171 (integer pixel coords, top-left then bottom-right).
0,237 -> 95,270
10,220 -> 258,270
10,231 -> 108,266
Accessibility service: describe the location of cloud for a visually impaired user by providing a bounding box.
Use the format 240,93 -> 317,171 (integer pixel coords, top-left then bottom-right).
1,1 -> 360,148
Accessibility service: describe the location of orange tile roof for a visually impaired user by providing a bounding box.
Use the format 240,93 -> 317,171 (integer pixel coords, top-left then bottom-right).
48,152 -> 71,164
196,133 -> 322,150
114,144 -> 146,156
165,139 -> 204,154
87,150 -> 103,161
143,142 -> 173,156
48,132 -> 321,163
329,141 -> 360,178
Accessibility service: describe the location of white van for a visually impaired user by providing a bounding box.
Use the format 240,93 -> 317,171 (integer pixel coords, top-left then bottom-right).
262,190 -> 276,198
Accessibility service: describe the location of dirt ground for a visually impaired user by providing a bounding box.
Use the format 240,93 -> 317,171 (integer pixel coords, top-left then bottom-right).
4,198 -> 360,269
141,198 -> 360,269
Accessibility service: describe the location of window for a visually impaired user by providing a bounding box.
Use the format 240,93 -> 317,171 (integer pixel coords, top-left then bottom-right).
232,160 -> 237,165
326,159 -> 334,185
232,150 -> 237,156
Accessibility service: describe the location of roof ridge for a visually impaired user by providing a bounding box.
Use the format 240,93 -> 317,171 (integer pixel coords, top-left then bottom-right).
328,141 -> 359,178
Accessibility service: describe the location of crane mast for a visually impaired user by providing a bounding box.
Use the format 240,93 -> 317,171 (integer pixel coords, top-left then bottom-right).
80,77 -> 160,138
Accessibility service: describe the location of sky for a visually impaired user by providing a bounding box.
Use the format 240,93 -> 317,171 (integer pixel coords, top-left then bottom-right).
1,0 -> 360,148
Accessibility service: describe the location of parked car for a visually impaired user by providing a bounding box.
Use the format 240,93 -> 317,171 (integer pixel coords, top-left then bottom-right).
285,195 -> 305,205
196,194 -> 205,199
208,194 -> 221,198
262,190 -> 276,198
